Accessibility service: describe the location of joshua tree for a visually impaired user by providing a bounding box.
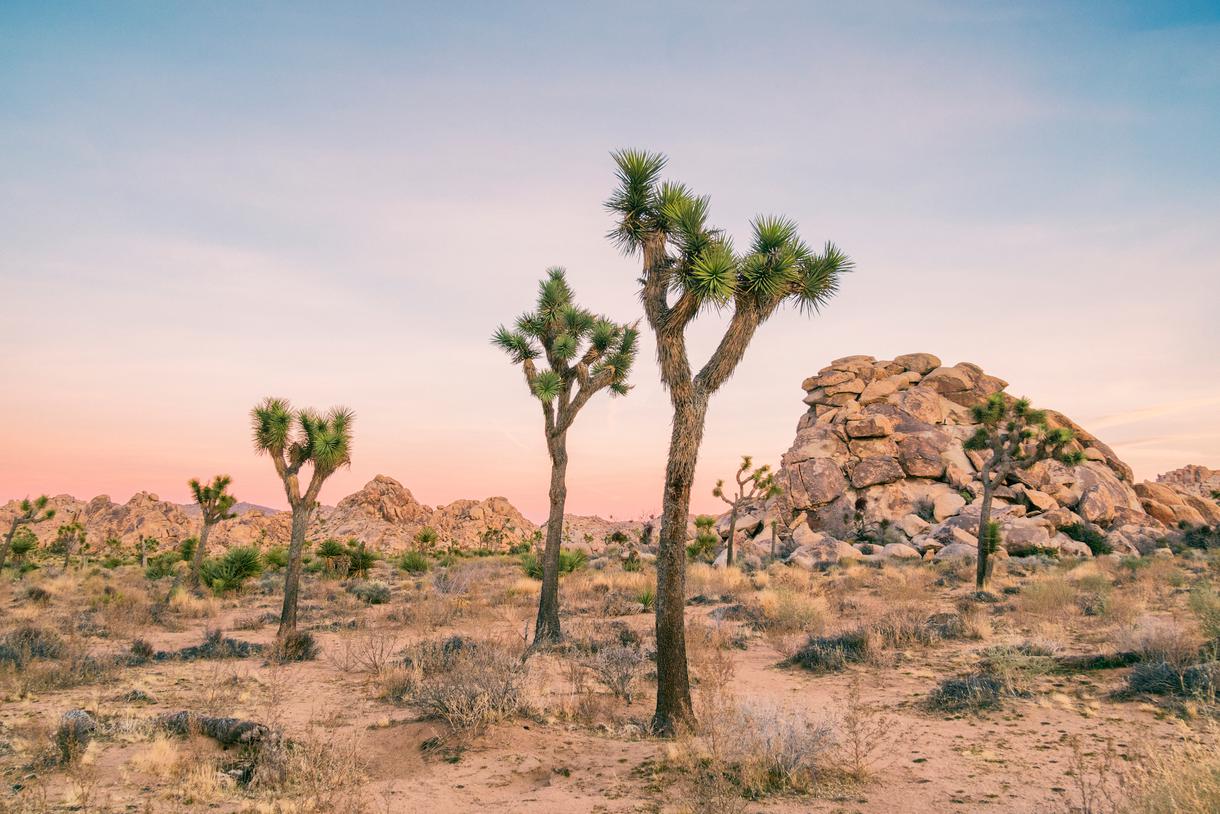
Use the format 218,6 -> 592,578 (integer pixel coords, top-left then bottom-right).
713,455 -> 780,567
51,518 -> 85,568
964,393 -> 1083,590
188,475 -> 238,591
493,267 -> 639,645
251,398 -> 354,639
1,495 -> 55,571
606,149 -> 852,732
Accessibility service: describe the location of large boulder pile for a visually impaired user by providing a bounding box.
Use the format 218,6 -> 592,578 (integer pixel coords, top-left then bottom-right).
715,353 -> 1214,569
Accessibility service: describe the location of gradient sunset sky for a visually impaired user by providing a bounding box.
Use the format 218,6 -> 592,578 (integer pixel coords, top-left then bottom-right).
2,2 -> 1218,521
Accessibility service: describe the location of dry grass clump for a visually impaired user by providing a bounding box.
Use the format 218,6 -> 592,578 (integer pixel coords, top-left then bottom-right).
250,726 -> 369,813
0,626 -> 115,695
1017,573 -> 1079,618
671,699 -> 836,802
743,588 -> 829,635
1123,724 -> 1220,813
1123,616 -> 1204,667
388,637 -> 535,738
563,568 -> 656,616
686,564 -> 751,599
168,588 -> 221,619
586,643 -> 645,702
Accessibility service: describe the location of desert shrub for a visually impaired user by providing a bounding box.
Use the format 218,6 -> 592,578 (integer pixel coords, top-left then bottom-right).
586,644 -> 644,702
520,548 -> 587,579
399,550 -> 430,574
346,580 -> 391,605
1124,616 -> 1204,667
1127,661 -> 1220,699
1058,523 -> 1112,555
144,550 -> 182,580
871,604 -> 936,648
271,630 -> 319,663
177,537 -> 197,562
1017,574 -> 1077,616
22,584 -> 51,605
678,700 -> 835,799
914,498 -> 936,523
1190,582 -> 1220,641
1123,725 -> 1220,814
636,586 -> 655,611
1180,525 -> 1220,551
198,546 -> 263,594
742,589 -> 827,635
786,630 -> 872,673
395,637 -> 533,736
927,673 -> 1007,712
0,625 -> 65,667
264,546 -> 289,570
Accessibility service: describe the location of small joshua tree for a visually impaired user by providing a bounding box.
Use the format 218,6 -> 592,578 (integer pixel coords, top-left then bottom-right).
606,149 -> 852,732
51,518 -> 86,569
713,455 -> 780,567
188,475 -> 238,592
1,495 -> 55,571
251,398 -> 354,640
964,393 -> 1083,590
493,267 -> 638,646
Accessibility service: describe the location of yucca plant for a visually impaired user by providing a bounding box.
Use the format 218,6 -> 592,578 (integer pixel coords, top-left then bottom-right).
251,397 -> 354,639
1,495 -> 55,571
50,518 -> 85,569
8,528 -> 37,565
964,393 -> 1083,589
713,455 -> 781,567
198,545 -> 263,594
605,149 -> 852,732
187,475 -> 238,592
493,267 -> 638,646
346,540 -> 376,579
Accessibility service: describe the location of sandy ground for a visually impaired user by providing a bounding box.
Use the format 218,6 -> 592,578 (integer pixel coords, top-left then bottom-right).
0,553 -> 1213,813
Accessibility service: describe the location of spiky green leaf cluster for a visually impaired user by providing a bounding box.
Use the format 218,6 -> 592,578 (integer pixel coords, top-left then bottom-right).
605,149 -> 853,316
965,393 -> 1083,478
493,267 -> 638,406
189,475 -> 238,526
251,398 -> 354,477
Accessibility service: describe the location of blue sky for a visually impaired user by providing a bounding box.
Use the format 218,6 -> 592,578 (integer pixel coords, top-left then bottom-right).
2,1 -> 1217,518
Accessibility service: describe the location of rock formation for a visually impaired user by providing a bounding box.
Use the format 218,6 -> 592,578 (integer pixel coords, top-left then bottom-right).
1,475 -> 536,557
715,354 -> 1217,569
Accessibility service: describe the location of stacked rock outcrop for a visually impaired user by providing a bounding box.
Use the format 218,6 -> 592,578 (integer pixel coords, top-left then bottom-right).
725,353 -> 1211,569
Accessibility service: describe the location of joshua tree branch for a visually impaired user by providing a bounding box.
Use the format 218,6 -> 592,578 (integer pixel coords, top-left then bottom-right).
694,302 -> 762,394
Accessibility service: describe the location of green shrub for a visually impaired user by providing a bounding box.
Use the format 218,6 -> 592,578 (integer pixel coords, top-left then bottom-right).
521,548 -> 588,579
177,537 -> 197,562
399,550 -> 430,574
264,546 -> 289,569
198,546 -> 263,594
144,551 -> 181,580
914,498 -> 936,523
347,580 -> 391,605
1058,523 -> 1112,555
687,515 -> 719,562
346,540 -> 377,578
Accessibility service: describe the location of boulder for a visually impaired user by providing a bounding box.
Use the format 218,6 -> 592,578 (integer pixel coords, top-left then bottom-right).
881,542 -> 921,560
934,542 -> 977,562
845,415 -> 897,439
848,457 -> 905,488
933,492 -> 967,522
893,352 -> 941,374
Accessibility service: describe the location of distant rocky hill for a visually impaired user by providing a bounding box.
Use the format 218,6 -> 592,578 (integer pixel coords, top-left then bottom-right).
715,353 -> 1220,568
0,475 -> 538,555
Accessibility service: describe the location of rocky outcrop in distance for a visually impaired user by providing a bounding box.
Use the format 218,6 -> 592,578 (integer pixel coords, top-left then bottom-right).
0,475 -> 539,555
709,353 -> 1219,570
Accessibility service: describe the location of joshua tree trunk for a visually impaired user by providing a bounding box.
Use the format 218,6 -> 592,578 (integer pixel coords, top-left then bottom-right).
975,482 -> 995,590
725,505 -> 739,567
534,431 -> 569,645
653,393 -> 708,734
0,520 -> 18,571
189,523 -> 212,592
277,503 -> 311,638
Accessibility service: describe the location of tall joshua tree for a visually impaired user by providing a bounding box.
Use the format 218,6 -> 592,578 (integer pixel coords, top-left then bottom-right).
713,456 -> 780,567
188,475 -> 238,591
606,149 -> 853,733
493,267 -> 639,645
251,398 -> 354,638
964,393 -> 1082,590
1,495 -> 55,571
